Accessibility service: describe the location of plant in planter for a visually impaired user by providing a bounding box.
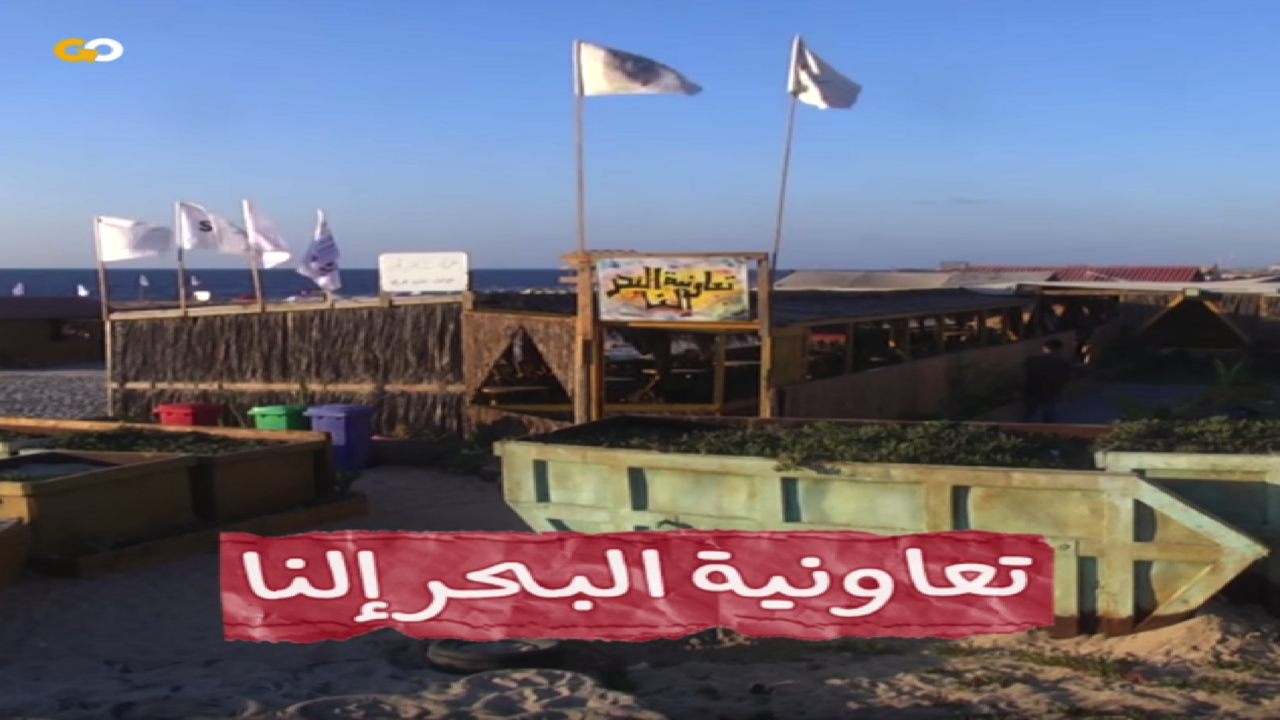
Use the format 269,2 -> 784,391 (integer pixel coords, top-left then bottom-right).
559,421 -> 1096,472
40,427 -> 330,522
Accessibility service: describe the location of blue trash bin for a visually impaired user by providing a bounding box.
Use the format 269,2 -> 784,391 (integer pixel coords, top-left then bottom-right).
304,404 -> 375,471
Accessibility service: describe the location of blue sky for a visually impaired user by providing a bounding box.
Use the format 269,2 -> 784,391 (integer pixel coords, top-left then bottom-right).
3,1 -> 1279,269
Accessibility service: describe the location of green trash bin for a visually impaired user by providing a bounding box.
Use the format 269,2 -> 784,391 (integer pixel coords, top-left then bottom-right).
248,404 -> 310,431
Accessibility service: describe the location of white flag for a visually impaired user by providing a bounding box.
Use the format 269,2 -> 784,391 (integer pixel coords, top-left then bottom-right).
788,36 -> 861,110
241,200 -> 292,269
575,41 -> 702,96
138,274 -> 150,287
12,283 -> 24,297
176,202 -> 251,255
76,284 -> 90,297
95,216 -> 175,263
297,209 -> 342,292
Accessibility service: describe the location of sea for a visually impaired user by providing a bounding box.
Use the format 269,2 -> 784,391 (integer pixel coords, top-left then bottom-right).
0,268 -> 782,301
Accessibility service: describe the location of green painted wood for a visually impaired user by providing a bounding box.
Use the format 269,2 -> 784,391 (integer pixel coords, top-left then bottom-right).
498,435 -> 1269,636
1099,450 -> 1280,614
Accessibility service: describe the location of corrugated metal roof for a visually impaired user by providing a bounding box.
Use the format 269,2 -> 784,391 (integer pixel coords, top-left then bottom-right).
1017,280 -> 1280,296
941,271 -> 1057,286
769,289 -> 1026,326
0,297 -> 102,321
961,265 -> 1205,283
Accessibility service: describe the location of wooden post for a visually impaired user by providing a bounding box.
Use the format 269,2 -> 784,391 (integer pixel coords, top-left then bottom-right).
590,312 -> 605,422
91,219 -> 116,418
249,258 -> 266,313
891,319 -> 911,360
712,333 -> 727,413
843,322 -> 855,374
756,256 -> 774,418
569,253 -> 594,424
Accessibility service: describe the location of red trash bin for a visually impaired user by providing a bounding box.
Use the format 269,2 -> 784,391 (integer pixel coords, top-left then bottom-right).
152,403 -> 225,427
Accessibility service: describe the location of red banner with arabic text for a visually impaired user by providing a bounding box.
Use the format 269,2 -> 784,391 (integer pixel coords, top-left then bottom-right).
220,530 -> 1054,642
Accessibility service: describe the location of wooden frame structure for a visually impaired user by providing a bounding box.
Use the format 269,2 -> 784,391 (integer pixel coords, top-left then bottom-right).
560,251 -> 773,424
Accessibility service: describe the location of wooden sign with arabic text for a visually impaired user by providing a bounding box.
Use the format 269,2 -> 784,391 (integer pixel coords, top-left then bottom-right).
595,256 -> 751,322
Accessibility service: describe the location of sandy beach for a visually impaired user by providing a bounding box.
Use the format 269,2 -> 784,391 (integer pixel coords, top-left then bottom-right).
3,466 -> 1280,720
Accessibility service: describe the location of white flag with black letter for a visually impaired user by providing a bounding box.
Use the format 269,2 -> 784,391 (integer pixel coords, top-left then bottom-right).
95,216 -> 175,263
575,41 -> 702,96
297,209 -> 342,292
176,202 -> 251,255
788,36 -> 861,110
241,200 -> 292,269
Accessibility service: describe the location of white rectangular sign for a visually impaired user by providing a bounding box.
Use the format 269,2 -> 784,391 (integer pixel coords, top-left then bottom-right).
378,252 -> 470,293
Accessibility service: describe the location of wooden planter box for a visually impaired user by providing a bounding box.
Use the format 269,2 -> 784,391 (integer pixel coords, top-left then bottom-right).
495,415 -> 1266,637
0,518 -> 29,590
0,418 -> 336,523
0,451 -> 198,557
1097,450 -> 1280,612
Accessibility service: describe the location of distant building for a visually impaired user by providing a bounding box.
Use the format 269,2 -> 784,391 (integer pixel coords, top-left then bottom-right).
958,265 -> 1205,283
0,297 -> 104,368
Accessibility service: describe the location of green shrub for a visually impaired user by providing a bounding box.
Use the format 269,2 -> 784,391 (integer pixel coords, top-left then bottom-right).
1093,417 -> 1280,455
561,421 -> 1094,471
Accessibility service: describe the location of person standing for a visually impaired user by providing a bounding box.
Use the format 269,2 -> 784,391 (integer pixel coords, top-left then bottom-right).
1022,339 -> 1074,423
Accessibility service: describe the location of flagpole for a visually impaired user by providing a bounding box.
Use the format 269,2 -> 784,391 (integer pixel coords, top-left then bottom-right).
573,40 -> 587,254
174,202 -> 188,315
92,218 -> 115,418
241,200 -> 267,313
769,94 -> 799,269
570,39 -> 596,423
91,220 -> 111,319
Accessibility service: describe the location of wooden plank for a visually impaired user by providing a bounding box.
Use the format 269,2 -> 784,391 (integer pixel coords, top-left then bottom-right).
0,417 -> 328,444
108,294 -> 462,321
600,320 -> 760,333
27,493 -> 369,578
1049,538 -> 1081,638
712,334 -> 727,409
1099,482 -> 1136,636
118,381 -> 467,393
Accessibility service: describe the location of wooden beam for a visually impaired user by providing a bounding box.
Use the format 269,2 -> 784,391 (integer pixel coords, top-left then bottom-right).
843,322 -> 855,374
891,319 -> 911,360
108,294 -> 462,321
566,254 -> 594,424
756,256 -> 775,418
599,320 -> 759,333
119,381 -> 467,393
712,333 -> 727,410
